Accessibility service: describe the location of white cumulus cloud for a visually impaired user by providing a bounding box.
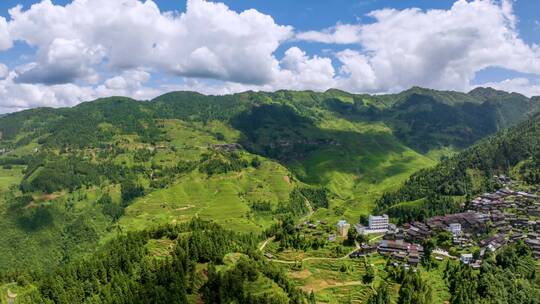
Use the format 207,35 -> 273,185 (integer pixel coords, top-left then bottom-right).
296,23 -> 361,44
477,78 -> 540,97
0,68 -> 159,113
299,0 -> 540,93
0,0 -> 538,113
0,17 -> 11,50
274,47 -> 337,90
7,0 -> 293,85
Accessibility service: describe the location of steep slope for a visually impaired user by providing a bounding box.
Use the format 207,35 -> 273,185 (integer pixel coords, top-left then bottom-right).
376,111 -> 540,221
468,87 -> 537,128
324,86 -> 539,152
9,219 -> 309,304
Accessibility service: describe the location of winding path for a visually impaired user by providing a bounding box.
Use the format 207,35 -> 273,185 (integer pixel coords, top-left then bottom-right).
259,236 -> 275,251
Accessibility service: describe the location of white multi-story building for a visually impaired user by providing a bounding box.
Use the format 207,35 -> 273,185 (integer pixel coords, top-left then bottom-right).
448,223 -> 462,235
368,214 -> 389,230
337,220 -> 350,237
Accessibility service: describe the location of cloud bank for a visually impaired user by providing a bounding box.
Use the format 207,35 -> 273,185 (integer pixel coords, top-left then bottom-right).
298,0 -> 540,94
0,0 -> 538,112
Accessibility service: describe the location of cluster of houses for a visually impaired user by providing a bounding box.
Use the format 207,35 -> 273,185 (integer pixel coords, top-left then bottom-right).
349,215 -> 423,266
345,181 -> 540,266
468,187 -> 540,258
525,235 -> 540,259
376,239 -> 423,266
265,175 -> 539,269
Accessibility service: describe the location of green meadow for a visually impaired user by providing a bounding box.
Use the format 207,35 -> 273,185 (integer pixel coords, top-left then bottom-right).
0,166 -> 23,194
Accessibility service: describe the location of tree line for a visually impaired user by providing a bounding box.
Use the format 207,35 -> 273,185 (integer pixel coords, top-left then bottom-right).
10,219 -> 310,304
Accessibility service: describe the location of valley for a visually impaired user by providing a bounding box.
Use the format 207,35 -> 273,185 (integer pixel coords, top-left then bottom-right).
0,87 -> 539,303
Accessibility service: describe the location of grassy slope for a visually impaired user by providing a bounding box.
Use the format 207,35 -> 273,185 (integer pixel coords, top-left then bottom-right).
289,117 -> 435,224
0,166 -> 23,193
118,100 -> 434,234
283,254 -> 452,304
120,162 -> 293,233
117,119 -> 296,234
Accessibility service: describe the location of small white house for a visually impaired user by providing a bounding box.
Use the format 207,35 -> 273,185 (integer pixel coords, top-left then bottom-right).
460,253 -> 473,264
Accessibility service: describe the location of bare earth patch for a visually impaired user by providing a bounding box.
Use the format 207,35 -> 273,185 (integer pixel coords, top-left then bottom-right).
175,204 -> 195,211
283,175 -> 291,184
288,268 -> 312,280
301,279 -> 337,292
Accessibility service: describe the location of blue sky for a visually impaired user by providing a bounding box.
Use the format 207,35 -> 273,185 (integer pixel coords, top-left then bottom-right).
0,0 -> 538,113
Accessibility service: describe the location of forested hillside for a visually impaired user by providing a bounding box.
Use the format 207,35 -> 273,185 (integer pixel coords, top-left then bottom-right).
5,220 -> 539,303
8,219 -> 310,304
376,111 -> 540,222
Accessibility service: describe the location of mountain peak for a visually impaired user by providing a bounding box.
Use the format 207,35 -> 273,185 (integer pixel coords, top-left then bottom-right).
467,86 -> 529,101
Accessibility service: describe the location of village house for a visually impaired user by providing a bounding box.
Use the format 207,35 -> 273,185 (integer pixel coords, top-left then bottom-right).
525,238 -> 540,259
349,244 -> 377,258
460,253 -> 473,264
404,222 -> 431,242
337,220 -> 350,237
328,234 -> 336,242
377,239 -> 424,266
447,223 -> 462,236
369,214 -> 389,230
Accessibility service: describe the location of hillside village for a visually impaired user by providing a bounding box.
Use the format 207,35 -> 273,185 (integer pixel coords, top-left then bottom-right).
349,176 -> 540,267
264,176 -> 540,270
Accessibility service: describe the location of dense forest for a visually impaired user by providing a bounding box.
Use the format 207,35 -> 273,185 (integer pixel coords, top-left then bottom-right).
6,219 -> 309,304
446,242 -> 540,304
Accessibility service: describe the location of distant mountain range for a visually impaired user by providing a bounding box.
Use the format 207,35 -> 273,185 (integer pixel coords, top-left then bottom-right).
1,86 -> 538,152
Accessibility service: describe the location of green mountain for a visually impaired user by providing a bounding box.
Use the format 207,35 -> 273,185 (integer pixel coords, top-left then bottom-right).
326,86 -> 539,151
0,87 -> 537,275
377,110 -> 540,222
